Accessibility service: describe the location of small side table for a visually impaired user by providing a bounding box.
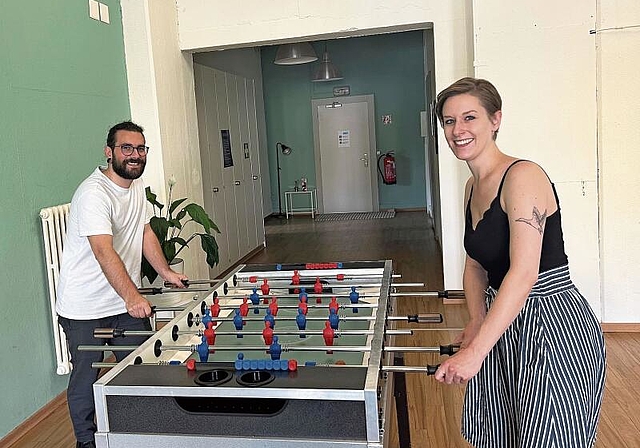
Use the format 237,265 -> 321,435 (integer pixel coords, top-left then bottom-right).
285,189 -> 318,219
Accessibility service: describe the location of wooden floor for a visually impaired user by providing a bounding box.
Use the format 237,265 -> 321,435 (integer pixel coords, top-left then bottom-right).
4,211 -> 639,447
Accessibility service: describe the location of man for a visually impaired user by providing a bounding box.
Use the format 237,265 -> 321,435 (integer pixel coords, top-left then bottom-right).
56,121 -> 187,448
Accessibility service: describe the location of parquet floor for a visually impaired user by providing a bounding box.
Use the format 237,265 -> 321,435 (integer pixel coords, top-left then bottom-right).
4,211 -> 639,447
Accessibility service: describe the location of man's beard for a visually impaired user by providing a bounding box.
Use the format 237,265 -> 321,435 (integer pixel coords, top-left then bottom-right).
112,156 -> 146,180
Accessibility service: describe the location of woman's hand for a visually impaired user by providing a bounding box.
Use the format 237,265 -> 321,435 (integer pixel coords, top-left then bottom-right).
434,347 -> 485,384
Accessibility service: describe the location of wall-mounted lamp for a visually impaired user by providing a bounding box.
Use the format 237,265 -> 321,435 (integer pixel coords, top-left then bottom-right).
275,142 -> 293,217
312,44 -> 343,82
274,43 -> 318,65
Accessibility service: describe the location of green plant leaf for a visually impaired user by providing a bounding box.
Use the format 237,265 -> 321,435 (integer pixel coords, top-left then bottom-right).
149,216 -> 171,243
141,256 -> 159,284
169,198 -> 187,216
145,186 -> 164,211
175,209 -> 187,222
185,203 -> 220,234
199,233 -> 219,267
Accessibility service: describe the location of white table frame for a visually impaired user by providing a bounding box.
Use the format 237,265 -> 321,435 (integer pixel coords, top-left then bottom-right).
285,189 -> 318,219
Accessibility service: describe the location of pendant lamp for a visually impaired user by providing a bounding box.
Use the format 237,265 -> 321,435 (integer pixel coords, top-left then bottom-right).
312,45 -> 343,82
274,43 -> 318,65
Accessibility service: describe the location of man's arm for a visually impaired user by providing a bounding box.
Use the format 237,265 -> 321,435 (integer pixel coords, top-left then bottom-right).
88,234 -> 152,318
142,224 -> 188,287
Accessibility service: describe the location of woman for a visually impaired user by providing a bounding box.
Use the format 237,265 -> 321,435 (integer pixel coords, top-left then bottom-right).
433,77 -> 606,447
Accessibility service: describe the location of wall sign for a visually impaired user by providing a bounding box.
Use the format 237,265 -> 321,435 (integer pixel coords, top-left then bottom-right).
333,86 -> 350,97
221,130 -> 234,168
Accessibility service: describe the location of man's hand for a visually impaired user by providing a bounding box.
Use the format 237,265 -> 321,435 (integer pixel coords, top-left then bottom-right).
164,270 -> 188,288
125,294 -> 153,318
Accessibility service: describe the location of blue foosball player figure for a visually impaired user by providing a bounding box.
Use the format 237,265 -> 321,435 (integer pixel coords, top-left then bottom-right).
349,286 -> 360,313
329,308 -> 340,330
233,309 -> 244,337
296,309 -> 307,338
197,336 -> 209,362
250,287 -> 261,314
264,308 -> 276,330
270,335 -> 282,360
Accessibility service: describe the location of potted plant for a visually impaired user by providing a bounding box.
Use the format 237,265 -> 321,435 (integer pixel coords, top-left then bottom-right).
142,176 -> 220,283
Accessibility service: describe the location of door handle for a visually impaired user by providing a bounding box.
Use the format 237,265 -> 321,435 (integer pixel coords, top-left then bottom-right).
212,187 -> 220,193
253,175 -> 259,180
235,180 -> 241,186
360,153 -> 369,167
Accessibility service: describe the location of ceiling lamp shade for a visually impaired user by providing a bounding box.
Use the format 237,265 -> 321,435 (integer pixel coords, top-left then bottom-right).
274,43 -> 318,65
312,50 -> 343,82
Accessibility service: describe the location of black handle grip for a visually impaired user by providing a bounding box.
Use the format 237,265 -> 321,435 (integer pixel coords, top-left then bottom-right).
138,287 -> 163,295
164,279 -> 190,288
439,344 -> 460,356
426,364 -> 440,375
441,290 -> 465,299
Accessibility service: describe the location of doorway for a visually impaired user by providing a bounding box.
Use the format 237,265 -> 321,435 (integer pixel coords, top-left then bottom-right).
312,95 -> 379,214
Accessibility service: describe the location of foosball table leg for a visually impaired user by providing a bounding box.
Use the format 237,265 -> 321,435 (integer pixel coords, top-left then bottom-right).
393,351 -> 412,447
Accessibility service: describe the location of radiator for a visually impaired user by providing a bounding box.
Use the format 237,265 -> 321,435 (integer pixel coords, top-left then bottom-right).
39,203 -> 71,375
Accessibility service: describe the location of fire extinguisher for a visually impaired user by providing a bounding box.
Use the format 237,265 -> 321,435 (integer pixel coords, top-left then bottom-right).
377,151 -> 397,185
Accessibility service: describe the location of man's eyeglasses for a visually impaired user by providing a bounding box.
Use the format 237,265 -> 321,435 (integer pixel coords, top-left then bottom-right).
114,144 -> 149,156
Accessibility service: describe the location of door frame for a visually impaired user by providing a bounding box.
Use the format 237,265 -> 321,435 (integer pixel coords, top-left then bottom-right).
311,94 -> 379,214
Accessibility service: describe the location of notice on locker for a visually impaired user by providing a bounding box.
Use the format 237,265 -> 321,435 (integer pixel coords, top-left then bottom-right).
221,130 -> 234,168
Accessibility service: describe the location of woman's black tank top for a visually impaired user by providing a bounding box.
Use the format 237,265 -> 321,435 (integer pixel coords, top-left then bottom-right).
464,160 -> 568,289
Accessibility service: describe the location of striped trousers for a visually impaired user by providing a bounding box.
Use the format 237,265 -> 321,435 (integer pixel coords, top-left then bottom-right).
462,265 -> 606,448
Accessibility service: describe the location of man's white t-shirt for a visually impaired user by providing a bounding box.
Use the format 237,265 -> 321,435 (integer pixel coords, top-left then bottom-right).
56,167 -> 150,320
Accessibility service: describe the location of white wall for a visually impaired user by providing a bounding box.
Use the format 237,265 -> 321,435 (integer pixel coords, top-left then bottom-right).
472,1 -> 601,315
125,0 -> 640,323
121,0 -> 208,280
597,0 -> 640,322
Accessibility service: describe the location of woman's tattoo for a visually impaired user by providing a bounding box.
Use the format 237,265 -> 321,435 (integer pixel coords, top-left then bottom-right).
515,206 -> 547,234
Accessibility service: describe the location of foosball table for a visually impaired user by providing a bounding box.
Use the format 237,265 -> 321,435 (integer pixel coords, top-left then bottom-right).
89,260 -> 459,448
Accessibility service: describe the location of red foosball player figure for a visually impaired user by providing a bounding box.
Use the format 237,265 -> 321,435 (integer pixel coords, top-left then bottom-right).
210,297 -> 221,325
298,296 -> 308,315
323,321 -> 335,354
239,297 -> 249,325
314,277 -> 323,294
262,321 -> 274,345
292,270 -> 301,285
261,278 -> 270,296
329,296 -> 339,314
269,297 -> 279,317
204,321 -> 216,346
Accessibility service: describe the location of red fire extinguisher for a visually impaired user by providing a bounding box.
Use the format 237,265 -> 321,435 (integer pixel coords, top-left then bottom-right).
377,151 -> 397,185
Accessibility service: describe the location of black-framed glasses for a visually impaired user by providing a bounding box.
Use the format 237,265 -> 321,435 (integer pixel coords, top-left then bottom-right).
114,144 -> 149,156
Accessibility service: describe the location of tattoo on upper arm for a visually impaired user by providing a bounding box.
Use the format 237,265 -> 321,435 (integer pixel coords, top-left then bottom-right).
515,206 -> 547,235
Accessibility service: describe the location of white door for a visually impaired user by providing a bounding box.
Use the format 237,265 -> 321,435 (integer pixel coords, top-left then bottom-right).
313,95 -> 378,213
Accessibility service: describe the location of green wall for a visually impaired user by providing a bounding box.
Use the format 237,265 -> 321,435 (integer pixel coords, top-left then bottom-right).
0,0 -> 130,438
261,31 -> 427,212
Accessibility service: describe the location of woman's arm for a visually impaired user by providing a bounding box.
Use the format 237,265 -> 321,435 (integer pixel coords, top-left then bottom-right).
435,162 -> 555,383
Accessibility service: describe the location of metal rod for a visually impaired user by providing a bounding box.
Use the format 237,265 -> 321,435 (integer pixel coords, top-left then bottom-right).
391,290 -> 465,298
381,365 -> 439,375
164,279 -> 219,288
161,344 -> 372,353
93,327 -> 413,339
210,303 -> 379,311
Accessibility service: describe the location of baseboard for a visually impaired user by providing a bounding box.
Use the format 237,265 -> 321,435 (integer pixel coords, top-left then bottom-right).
0,390 -> 67,447
442,298 -> 466,305
601,323 -> 640,333
395,207 -> 427,213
